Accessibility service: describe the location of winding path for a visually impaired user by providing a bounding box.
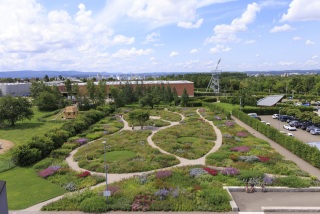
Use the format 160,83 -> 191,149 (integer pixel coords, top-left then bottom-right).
23,109 -> 223,211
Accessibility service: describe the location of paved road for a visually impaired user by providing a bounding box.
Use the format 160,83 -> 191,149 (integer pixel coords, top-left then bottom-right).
259,115 -> 320,143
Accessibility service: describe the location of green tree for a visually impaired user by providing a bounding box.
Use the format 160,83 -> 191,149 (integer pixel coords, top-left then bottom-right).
43,75 -> 49,82
96,80 -> 107,105
110,87 -> 125,107
30,81 -> 52,98
86,79 -> 96,105
0,95 -> 34,126
180,88 -> 189,107
139,93 -> 160,109
34,91 -> 60,111
129,110 -> 149,129
65,79 -> 72,98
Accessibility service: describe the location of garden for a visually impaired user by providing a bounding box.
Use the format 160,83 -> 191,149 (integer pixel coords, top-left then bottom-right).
40,107 -> 320,213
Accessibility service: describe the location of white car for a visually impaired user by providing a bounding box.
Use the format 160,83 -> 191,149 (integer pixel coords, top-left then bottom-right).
283,124 -> 296,131
280,131 -> 294,137
272,114 -> 279,119
261,121 -> 270,126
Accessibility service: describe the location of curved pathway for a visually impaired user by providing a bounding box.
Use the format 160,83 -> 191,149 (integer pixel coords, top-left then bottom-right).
23,109 -> 223,211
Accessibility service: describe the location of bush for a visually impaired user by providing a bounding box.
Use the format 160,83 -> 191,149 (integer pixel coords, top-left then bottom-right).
38,166 -> 61,178
237,170 -> 264,181
273,176 -> 311,188
12,145 -> 42,166
79,196 -> 107,213
50,149 -> 71,158
156,170 -> 173,179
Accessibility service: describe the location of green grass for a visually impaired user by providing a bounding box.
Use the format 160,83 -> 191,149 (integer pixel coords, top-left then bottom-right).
0,108 -> 63,154
2,167 -> 66,210
100,151 -> 136,162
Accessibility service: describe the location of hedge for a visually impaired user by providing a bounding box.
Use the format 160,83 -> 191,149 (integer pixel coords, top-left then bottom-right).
232,108 -> 320,168
12,106 -> 115,166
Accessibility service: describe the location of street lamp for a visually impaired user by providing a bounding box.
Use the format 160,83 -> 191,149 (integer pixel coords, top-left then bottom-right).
278,107 -> 281,130
102,140 -> 110,201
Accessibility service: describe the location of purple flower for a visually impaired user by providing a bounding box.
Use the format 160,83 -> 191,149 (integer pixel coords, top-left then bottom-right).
214,116 -> 222,120
225,121 -> 234,127
76,138 -> 88,145
221,167 -> 239,176
230,146 -> 250,152
236,132 -> 248,137
156,170 -> 172,179
38,166 -> 61,178
154,188 -> 170,200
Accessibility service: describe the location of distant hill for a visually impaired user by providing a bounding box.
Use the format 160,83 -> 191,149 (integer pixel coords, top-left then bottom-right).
0,69 -> 319,78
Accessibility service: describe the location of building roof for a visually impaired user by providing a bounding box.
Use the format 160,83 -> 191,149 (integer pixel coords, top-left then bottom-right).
45,80 -> 193,87
257,95 -> 284,107
65,106 -> 78,112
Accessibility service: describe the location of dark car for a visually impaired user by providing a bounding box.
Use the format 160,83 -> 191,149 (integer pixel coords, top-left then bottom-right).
279,115 -> 289,122
300,122 -> 313,130
289,120 -> 300,128
306,125 -> 317,132
286,116 -> 296,123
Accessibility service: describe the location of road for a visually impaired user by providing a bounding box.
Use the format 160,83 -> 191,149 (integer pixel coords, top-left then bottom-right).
259,115 -> 320,143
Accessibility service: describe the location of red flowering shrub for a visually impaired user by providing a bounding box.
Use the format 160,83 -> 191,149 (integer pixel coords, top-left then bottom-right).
230,146 -> 250,152
38,166 -> 61,178
203,167 -> 218,176
78,171 -> 91,178
257,156 -> 270,162
156,170 -> 172,179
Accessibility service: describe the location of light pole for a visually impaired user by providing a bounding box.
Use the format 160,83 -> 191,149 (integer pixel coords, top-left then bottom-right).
102,140 -> 110,201
278,107 -> 281,130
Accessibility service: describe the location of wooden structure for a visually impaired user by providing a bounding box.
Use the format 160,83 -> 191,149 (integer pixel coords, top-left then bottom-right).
64,104 -> 78,119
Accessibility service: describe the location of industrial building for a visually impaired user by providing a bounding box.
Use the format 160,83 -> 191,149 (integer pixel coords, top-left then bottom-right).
0,83 -> 31,97
47,80 -> 194,97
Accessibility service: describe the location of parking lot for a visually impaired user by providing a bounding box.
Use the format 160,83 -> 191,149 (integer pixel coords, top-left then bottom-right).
259,115 -> 320,143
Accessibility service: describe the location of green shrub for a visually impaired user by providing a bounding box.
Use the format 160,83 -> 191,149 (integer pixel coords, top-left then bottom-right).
33,158 -> 55,170
85,132 -> 103,140
79,196 -> 107,213
50,149 -> 71,158
273,176 -> 311,188
12,145 -> 42,166
237,170 -> 264,181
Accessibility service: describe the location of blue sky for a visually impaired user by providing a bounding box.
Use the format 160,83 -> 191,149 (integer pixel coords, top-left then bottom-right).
0,0 -> 319,73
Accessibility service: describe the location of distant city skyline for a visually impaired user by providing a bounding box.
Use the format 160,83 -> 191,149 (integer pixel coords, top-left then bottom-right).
0,0 -> 319,73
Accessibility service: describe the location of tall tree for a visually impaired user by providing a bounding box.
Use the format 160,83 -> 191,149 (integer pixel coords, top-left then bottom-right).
96,80 -> 107,105
86,79 -> 96,105
65,79 -> 72,98
43,75 -> 49,82
129,110 -> 149,129
180,88 -> 189,107
0,96 -> 34,126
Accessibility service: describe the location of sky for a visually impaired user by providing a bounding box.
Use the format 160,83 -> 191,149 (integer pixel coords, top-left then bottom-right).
0,0 -> 319,73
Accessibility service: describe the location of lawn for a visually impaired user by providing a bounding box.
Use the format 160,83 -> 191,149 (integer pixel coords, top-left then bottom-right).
2,167 -> 66,210
0,108 -> 64,156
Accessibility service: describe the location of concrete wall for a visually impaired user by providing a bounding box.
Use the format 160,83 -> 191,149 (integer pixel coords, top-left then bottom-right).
0,181 -> 8,214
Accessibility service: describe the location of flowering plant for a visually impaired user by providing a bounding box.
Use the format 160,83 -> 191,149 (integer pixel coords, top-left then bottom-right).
225,121 -> 234,127
131,194 -> 154,211
78,171 -> 91,177
257,156 -> 270,162
76,138 -> 88,145
38,166 -> 61,178
190,168 -> 208,177
236,131 -> 248,138
156,170 -> 172,179
214,116 -> 222,120
230,146 -> 251,152
203,167 -> 218,176
221,167 -> 239,176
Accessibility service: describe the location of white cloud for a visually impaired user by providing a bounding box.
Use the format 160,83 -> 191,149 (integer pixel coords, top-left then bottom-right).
169,51 -> 179,57
111,47 -> 153,58
312,55 -> 318,59
210,44 -> 231,54
255,54 -> 260,58
270,24 -> 295,33
190,49 -> 199,54
112,35 -> 135,45
100,0 -> 233,29
244,40 -> 256,44
281,0 -> 320,22
279,61 -> 294,66
293,36 -> 302,40
305,59 -> 318,66
150,57 -> 155,61
305,40 -> 315,45
205,3 -> 260,44
143,32 -> 160,44
177,18 -> 204,29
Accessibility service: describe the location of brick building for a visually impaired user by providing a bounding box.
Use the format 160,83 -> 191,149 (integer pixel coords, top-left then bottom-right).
48,80 -> 194,97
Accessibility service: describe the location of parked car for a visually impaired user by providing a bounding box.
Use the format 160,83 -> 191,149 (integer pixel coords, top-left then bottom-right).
261,121 -> 270,126
279,115 -> 289,122
283,124 -> 297,131
280,131 -> 294,137
272,114 -> 279,119
310,128 -> 320,135
289,120 -> 300,128
306,125 -> 318,132
248,113 -> 258,117
286,116 -> 296,123
301,122 -> 313,130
